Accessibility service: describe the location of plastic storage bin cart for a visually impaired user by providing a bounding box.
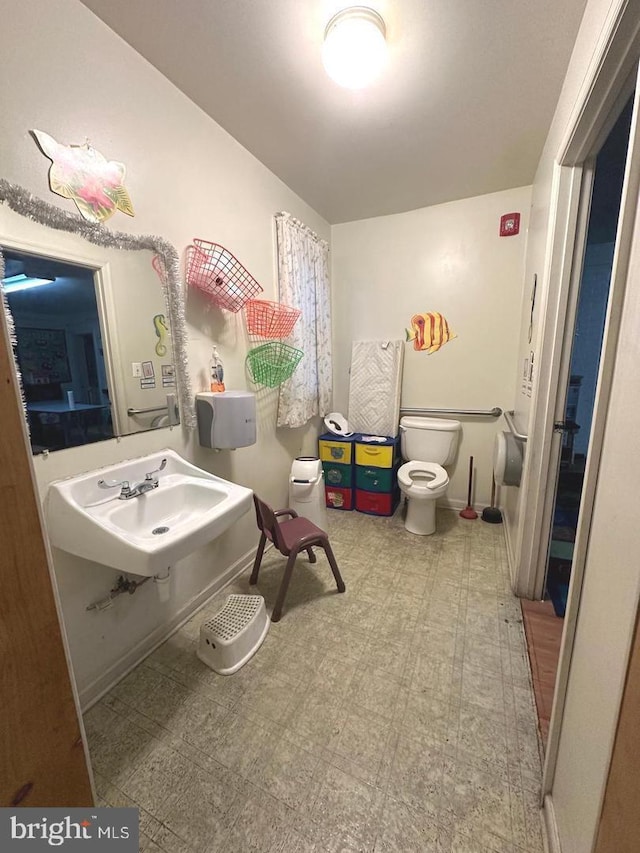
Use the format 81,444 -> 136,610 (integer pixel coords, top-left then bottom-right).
197,594 -> 269,675
289,457 -> 328,531
354,435 -> 401,516
319,432 -> 356,511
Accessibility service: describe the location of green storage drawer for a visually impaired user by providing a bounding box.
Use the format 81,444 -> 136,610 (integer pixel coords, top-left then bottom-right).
322,462 -> 353,488
355,464 -> 397,493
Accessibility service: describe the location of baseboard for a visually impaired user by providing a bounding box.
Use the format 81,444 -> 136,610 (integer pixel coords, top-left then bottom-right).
79,543 -> 262,711
542,794 -> 561,853
503,508 -> 516,585
439,497 -> 501,515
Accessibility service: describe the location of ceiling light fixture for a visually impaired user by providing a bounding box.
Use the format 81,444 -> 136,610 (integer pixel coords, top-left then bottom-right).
2,273 -> 56,294
322,6 -> 387,89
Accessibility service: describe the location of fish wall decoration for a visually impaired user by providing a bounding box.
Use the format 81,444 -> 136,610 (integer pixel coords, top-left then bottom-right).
405,312 -> 457,353
31,129 -> 134,224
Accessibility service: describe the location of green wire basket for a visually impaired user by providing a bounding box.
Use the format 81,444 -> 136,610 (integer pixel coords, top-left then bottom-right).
246,342 -> 304,388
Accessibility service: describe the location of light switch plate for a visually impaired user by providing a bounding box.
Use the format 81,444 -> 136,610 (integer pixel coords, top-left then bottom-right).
132,362 -> 142,378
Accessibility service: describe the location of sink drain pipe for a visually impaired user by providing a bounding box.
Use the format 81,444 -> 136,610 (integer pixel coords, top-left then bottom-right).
86,574 -> 151,611
154,568 -> 171,603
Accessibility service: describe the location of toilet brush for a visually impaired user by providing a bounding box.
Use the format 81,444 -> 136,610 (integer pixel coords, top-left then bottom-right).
481,475 -> 503,524
460,456 -> 478,519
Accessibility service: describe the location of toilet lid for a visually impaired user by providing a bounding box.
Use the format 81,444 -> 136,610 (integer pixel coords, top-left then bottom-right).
398,461 -> 448,492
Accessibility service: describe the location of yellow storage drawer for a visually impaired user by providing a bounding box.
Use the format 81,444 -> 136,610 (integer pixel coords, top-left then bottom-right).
318,433 -> 354,464
355,436 -> 400,469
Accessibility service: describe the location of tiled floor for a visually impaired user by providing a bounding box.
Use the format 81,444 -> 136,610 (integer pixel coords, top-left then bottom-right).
85,508 -> 544,853
521,600 -> 564,745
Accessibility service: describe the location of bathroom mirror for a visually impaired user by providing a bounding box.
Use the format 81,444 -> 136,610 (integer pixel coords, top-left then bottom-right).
0,179 -> 195,454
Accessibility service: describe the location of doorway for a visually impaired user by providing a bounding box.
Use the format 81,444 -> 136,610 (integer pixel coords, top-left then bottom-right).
3,249 -> 114,453
523,95 -> 634,746
545,97 -> 633,618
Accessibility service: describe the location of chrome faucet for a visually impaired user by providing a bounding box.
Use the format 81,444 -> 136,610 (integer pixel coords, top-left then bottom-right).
98,458 -> 167,500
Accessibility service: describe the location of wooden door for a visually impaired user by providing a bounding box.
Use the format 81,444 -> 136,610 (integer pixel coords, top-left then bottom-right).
595,608 -> 640,852
0,312 -> 93,806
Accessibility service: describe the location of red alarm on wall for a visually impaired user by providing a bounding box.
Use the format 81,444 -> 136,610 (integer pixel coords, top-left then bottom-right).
500,212 -> 520,236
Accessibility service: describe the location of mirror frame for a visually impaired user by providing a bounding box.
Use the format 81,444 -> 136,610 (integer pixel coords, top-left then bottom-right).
0,178 -> 195,433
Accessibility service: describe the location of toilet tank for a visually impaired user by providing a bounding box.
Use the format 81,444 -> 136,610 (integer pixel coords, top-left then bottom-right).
399,416 -> 461,465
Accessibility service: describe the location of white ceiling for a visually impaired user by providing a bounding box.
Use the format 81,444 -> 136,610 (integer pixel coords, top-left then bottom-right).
80,0 -> 587,224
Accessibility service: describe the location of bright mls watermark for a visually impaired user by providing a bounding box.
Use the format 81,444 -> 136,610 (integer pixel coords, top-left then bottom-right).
0,809 -> 138,851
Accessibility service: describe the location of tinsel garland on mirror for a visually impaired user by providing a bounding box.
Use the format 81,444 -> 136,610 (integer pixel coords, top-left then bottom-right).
0,246 -> 30,432
0,179 -> 196,430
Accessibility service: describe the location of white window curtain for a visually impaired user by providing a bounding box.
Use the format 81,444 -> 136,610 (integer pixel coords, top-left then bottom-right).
275,212 -> 332,428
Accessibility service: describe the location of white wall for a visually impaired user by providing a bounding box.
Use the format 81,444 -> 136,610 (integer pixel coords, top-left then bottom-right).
0,0 -> 329,706
331,186 -> 531,510
506,1 -> 640,851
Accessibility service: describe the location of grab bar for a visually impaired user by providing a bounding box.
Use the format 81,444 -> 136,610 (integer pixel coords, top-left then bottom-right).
127,393 -> 179,426
503,409 -> 528,441
127,405 -> 168,415
399,406 -> 502,418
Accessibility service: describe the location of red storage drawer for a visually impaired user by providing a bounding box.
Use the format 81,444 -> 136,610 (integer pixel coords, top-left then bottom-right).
325,485 -> 353,511
355,488 -> 400,517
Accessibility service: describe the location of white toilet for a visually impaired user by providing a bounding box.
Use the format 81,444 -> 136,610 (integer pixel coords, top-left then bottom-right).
397,416 -> 461,535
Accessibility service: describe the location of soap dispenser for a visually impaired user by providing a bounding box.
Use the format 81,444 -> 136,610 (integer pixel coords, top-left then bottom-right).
209,345 -> 225,392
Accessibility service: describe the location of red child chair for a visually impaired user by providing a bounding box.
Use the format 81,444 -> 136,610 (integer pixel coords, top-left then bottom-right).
250,494 -> 346,622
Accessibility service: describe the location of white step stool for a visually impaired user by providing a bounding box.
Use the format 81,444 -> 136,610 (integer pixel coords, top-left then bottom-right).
197,594 -> 269,675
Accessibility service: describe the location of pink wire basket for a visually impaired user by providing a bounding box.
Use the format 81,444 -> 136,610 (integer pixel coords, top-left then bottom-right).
151,254 -> 168,286
244,299 -> 301,339
186,239 -> 263,312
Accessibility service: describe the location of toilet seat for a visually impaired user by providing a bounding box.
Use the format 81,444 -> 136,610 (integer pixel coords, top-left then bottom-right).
397,461 -> 448,494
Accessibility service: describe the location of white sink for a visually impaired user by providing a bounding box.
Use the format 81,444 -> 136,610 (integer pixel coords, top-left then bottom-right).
45,450 -> 253,576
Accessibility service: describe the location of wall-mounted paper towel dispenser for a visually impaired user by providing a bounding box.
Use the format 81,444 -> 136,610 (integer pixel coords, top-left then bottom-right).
196,391 -> 256,449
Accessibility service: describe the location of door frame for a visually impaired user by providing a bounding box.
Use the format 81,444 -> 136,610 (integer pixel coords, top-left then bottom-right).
545,67 -> 640,797
509,0 -> 640,798
516,1 -> 640,603
534,157 -> 595,601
